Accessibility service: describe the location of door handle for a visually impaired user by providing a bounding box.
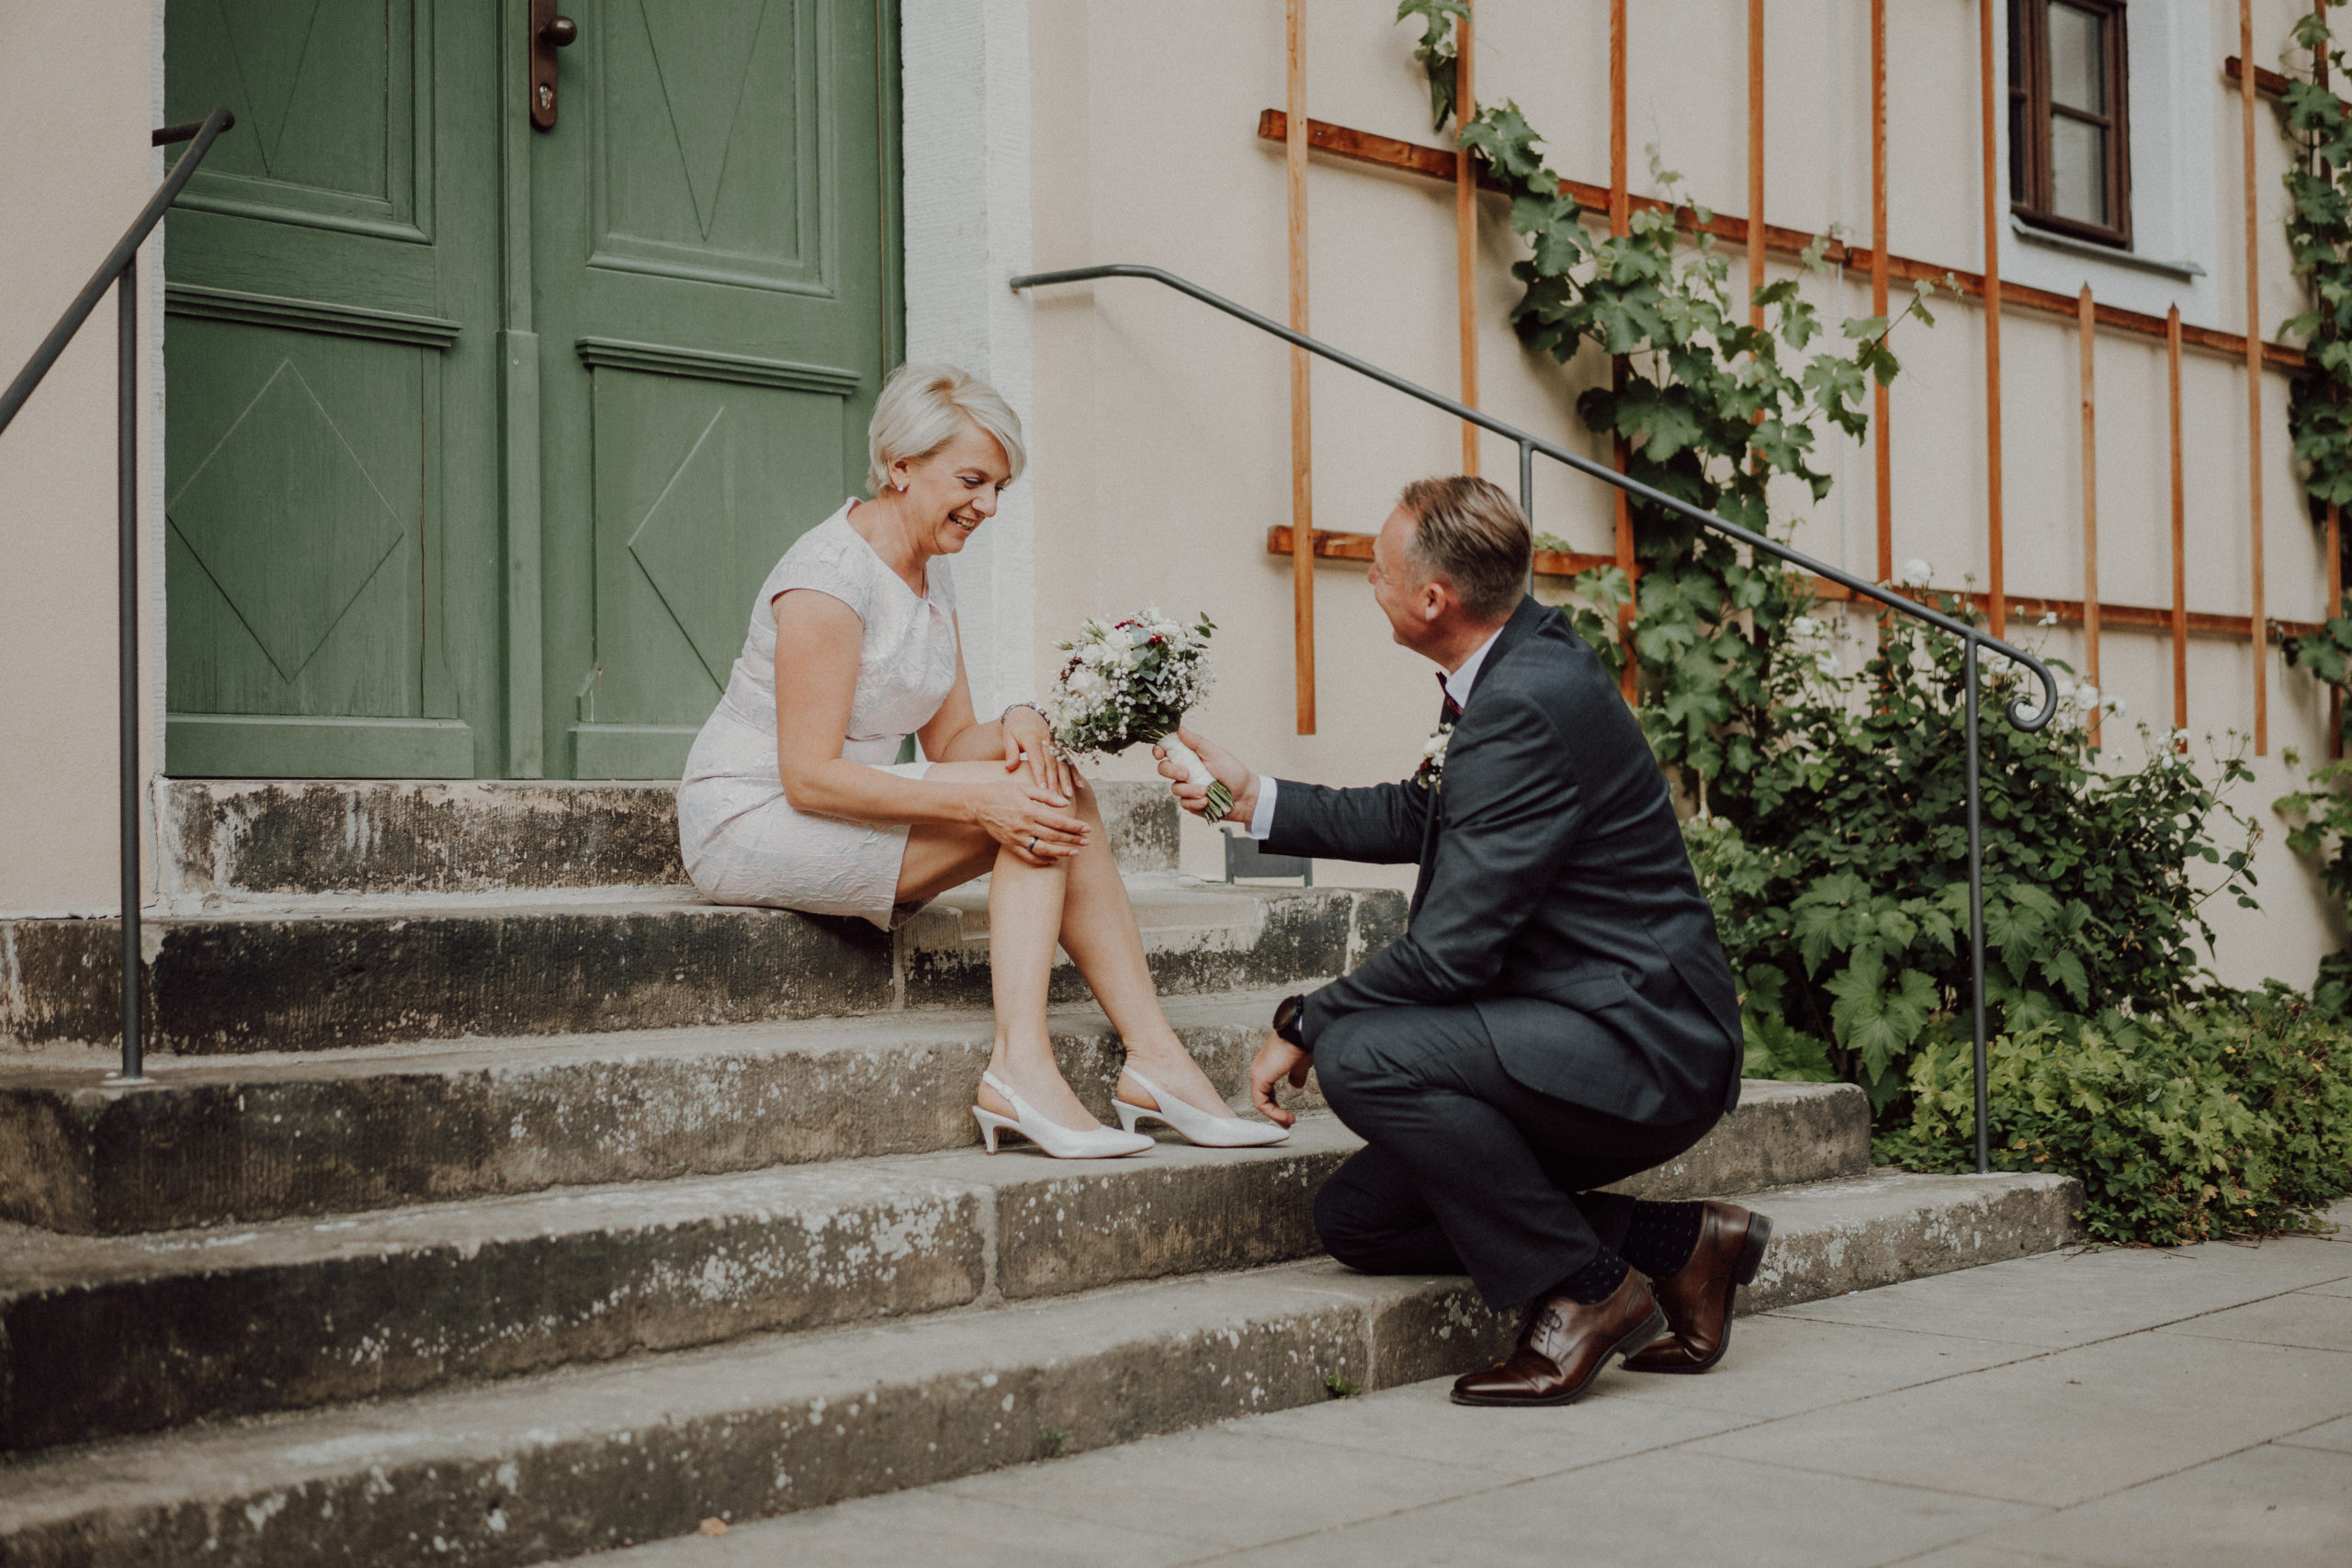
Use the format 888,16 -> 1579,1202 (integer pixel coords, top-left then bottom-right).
529,0 -> 578,130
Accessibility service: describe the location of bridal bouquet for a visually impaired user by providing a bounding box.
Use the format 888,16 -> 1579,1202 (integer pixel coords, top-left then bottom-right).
1046,606 -> 1234,823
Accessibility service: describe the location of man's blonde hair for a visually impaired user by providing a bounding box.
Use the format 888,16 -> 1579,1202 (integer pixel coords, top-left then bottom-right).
866,363 -> 1027,495
1396,475 -> 1532,621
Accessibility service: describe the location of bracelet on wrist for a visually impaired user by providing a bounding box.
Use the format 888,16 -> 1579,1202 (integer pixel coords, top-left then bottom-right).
1001,702 -> 1049,726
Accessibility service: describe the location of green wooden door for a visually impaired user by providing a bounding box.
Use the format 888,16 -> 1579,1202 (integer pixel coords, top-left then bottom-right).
162,0 -> 503,777
161,0 -> 899,781
535,0 -> 899,779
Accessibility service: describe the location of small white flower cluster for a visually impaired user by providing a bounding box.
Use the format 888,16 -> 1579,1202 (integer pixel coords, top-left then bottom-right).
2051,675 -> 2125,720
1896,558 -> 1935,589
1412,723 -> 1453,790
1046,606 -> 1218,758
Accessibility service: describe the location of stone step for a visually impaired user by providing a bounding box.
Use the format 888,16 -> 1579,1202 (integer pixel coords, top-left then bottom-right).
0,876 -> 1404,1054
155,779 -> 1180,901
0,1170 -> 2083,1568
0,967 -> 1863,1233
0,1082 -> 1870,1450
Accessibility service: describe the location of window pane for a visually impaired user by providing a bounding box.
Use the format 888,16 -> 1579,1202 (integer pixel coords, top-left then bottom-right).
2049,3 -> 2106,114
2052,115 -> 2107,224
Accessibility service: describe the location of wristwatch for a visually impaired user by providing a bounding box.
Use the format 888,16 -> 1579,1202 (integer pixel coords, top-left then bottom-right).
1272,993 -> 1306,1047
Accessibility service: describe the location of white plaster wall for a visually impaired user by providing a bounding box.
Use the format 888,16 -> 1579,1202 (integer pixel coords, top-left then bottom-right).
902,0 -> 1037,721
0,0 -> 165,917
1019,0 -> 2341,991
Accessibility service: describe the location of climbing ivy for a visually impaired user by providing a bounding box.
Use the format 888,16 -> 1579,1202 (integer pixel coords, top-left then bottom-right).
1396,8 -> 1937,803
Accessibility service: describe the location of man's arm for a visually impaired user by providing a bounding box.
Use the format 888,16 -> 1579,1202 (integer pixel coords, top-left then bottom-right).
1264,777 -> 1430,865
1157,728 -> 1430,864
1296,687 -> 1583,1043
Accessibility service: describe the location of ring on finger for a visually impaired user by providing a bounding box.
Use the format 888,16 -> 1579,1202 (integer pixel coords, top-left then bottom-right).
1028,836 -> 1039,855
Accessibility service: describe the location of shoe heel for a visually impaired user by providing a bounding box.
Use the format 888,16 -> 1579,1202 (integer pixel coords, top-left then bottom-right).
972,1107 -> 1008,1155
1734,1214 -> 1773,1287
1612,1304 -> 1670,1366
1113,1099 -> 1148,1135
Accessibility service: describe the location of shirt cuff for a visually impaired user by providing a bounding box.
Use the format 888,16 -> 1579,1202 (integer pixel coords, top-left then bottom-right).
1245,776 -> 1279,840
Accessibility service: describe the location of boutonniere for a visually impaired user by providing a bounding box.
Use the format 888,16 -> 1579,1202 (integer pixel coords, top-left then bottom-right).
1411,723 -> 1453,791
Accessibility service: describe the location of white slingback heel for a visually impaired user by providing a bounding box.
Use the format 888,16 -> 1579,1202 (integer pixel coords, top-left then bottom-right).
971,1070 -> 1155,1159
1114,1067 -> 1291,1147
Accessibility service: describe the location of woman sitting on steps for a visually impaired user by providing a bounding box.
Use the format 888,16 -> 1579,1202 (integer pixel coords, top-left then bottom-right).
677,363 -> 1283,1158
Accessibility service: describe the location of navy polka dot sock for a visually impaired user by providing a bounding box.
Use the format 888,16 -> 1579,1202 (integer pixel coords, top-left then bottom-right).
1618,1200 -> 1706,1280
1548,1249 -> 1632,1305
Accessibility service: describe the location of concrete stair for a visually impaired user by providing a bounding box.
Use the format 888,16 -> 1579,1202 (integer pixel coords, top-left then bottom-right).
0,780 -> 2085,1565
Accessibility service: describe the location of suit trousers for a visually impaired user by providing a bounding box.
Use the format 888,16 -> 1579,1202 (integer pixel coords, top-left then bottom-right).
1311,1003 -> 1721,1310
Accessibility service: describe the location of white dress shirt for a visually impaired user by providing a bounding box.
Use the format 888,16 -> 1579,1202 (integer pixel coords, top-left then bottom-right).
1244,626 -> 1505,840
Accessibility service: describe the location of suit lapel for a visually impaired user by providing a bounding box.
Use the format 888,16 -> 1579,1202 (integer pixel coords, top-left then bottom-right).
1410,599 -> 1545,919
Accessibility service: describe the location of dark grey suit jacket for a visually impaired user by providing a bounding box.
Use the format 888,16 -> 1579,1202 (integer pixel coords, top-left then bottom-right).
1269,596 -> 1743,1127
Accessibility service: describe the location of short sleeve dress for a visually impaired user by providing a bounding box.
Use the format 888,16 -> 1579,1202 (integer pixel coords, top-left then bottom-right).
677,500 -> 962,928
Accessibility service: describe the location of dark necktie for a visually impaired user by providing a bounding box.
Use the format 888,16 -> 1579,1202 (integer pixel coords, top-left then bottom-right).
1437,671 -> 1462,725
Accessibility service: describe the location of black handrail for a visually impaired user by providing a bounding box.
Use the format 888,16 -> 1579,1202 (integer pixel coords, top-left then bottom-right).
1012,262 -> 2061,1174
0,107 -> 234,1085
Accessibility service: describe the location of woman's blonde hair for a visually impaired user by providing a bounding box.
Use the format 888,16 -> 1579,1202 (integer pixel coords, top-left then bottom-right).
866,362 -> 1027,495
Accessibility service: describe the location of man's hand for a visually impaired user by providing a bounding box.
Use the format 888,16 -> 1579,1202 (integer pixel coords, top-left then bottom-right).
1248,1032 -> 1313,1128
1153,725 -> 1259,822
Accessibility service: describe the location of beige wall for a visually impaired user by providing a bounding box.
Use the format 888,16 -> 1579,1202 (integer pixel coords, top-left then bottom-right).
0,1 -> 163,917
1025,0 -> 2344,990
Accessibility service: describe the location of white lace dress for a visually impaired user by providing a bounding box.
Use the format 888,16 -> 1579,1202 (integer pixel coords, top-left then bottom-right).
678,501 -> 961,928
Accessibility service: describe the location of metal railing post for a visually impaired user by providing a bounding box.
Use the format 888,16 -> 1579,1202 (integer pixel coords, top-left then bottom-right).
115,256 -> 144,1084
0,107 -> 231,1086
1010,264 -> 2060,1170
1965,637 -> 1989,1173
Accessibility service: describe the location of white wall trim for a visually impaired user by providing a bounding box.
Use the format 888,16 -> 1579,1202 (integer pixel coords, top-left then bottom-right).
899,0 -> 1038,717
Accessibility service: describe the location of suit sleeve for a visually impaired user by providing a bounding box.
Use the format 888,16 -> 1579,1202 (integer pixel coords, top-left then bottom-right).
1297,686 -> 1583,1044
1263,776 -> 1430,865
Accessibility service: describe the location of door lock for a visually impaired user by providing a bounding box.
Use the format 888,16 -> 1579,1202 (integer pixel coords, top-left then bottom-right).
529,0 -> 578,130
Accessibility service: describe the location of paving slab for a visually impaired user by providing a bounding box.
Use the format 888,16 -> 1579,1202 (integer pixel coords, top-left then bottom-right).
574,1488 -> 1221,1568
943,1425 -> 1511,1550
2155,1289 -> 2352,1354
2281,1413 -> 2352,1453
1233,1372 -> 1754,1477
1189,1450 -> 2047,1568
1773,1235 -> 2352,1347
1971,1440 -> 2352,1568
1588,1312 -> 2044,1420
1682,1330 -> 2352,1507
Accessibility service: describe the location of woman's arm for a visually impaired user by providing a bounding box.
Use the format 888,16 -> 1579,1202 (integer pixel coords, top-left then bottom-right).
917,615 -> 1074,799
772,592 -> 1084,858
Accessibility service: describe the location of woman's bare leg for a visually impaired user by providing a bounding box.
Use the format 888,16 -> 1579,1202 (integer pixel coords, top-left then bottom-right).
1052,776 -> 1243,1119
898,761 -> 1102,1131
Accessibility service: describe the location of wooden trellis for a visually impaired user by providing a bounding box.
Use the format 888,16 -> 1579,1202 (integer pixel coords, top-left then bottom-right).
1264,0 -> 2328,750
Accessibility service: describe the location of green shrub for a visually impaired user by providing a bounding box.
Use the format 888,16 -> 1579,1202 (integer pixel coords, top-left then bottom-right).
1879,992 -> 2352,1244
1689,606 -> 2260,1109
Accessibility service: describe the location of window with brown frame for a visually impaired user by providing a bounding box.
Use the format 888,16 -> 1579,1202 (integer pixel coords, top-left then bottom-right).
2008,0 -> 2132,248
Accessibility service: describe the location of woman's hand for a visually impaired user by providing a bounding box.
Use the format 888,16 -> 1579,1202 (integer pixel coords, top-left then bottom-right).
1001,706 -> 1073,803
972,778 -> 1090,866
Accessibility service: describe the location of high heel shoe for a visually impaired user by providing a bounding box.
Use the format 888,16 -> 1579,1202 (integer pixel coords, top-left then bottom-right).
971,1070 -> 1155,1159
1114,1068 -> 1290,1147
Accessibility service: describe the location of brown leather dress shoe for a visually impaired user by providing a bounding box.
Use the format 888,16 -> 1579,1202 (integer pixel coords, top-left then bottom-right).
1623,1201 -> 1772,1374
1450,1268 -> 1668,1407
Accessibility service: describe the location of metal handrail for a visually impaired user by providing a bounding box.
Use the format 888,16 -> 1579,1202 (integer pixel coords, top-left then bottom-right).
0,107 -> 234,1085
1012,262 -> 2061,1174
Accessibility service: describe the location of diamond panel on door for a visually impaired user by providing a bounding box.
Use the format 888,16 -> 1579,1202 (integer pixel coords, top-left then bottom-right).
590,0 -> 822,291
571,359 -> 849,779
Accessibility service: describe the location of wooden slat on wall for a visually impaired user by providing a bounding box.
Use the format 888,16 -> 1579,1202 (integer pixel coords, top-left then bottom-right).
1252,111 -> 2309,372
1456,0 -> 1479,474
1265,527 -> 2321,642
1978,0 -> 2007,639
1283,0 -> 1313,734
2241,0 -> 2269,755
